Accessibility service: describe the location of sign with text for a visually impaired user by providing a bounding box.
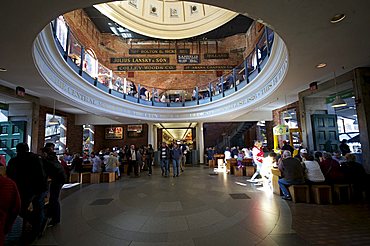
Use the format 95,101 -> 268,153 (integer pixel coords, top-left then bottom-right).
184,65 -> 235,70
110,57 -> 169,63
204,53 -> 229,59
105,127 -> 123,140
177,54 -> 200,64
127,124 -> 143,132
129,48 -> 190,55
117,65 -> 176,71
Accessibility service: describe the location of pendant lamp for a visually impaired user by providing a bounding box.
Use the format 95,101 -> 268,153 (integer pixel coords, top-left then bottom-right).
48,100 -> 59,125
332,72 -> 347,108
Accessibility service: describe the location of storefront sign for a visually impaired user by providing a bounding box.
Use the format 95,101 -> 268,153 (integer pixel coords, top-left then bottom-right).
177,54 -> 200,64
184,65 -> 234,70
127,124 -> 142,132
110,57 -> 169,63
273,124 -> 289,135
230,47 -> 246,53
325,90 -> 354,104
105,127 -> 123,139
117,65 -> 176,71
129,48 -> 190,55
204,53 -> 229,59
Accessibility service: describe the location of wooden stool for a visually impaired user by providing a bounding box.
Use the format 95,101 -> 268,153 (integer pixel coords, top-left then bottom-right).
288,185 -> 310,203
209,159 -> 215,168
80,172 -> 91,184
233,166 -> 244,176
333,184 -> 351,202
90,173 -> 101,184
245,166 -> 255,177
101,172 -> 116,183
69,173 -> 80,183
311,185 -> 332,204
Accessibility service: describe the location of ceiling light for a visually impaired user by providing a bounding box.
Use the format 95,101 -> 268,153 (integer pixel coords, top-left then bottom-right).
0,67 -> 7,72
330,14 -> 346,24
283,111 -> 293,120
316,63 -> 327,68
331,71 -> 347,108
48,100 -> 60,125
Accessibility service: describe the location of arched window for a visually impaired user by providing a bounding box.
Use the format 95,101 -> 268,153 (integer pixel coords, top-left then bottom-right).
84,49 -> 98,78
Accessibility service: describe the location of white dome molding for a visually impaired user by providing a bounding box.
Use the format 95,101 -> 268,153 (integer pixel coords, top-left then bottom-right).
32,25 -> 288,122
94,0 -> 238,39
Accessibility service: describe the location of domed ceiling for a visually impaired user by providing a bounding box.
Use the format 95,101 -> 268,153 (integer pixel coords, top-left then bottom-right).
94,0 -> 239,39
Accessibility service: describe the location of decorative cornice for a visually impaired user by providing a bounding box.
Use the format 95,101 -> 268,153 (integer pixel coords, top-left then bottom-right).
32,25 -> 288,122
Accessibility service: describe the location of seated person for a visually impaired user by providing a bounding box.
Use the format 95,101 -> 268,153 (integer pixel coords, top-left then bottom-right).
90,152 -> 102,173
341,153 -> 367,198
319,152 -> 345,184
278,150 -> 305,200
302,154 -> 325,183
332,151 -> 346,164
105,152 -> 120,177
294,148 -> 307,162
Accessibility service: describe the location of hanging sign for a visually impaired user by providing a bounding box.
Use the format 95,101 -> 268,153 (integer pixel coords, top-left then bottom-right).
110,57 -> 169,63
177,54 -> 200,64
184,65 -> 234,70
105,127 -> 123,139
273,125 -> 289,136
204,53 -> 229,59
117,65 -> 176,71
129,48 -> 190,55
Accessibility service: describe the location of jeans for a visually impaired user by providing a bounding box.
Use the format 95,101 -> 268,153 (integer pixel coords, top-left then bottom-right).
278,178 -> 304,197
160,159 -> 169,176
173,159 -> 180,176
48,183 -> 63,223
31,191 -> 48,237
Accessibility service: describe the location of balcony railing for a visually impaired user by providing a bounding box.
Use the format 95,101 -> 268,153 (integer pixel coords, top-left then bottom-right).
51,17 -> 274,107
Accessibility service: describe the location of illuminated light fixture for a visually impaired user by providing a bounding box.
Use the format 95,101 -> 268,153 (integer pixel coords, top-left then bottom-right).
108,125 -> 114,134
48,100 -> 59,125
0,67 -> 7,72
330,14 -> 346,24
316,63 -> 327,68
283,95 -> 293,120
331,71 -> 347,108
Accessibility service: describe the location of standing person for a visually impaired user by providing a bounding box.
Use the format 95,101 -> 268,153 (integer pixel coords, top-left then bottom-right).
127,145 -> 139,177
159,142 -> 170,177
248,140 -> 264,182
0,175 -> 21,244
146,144 -> 154,176
70,153 -> 83,173
224,147 -> 231,163
278,150 -> 305,200
339,139 -> 351,156
180,142 -> 189,172
6,143 -> 48,241
90,152 -> 102,173
171,143 -> 182,177
42,143 -> 67,227
281,140 -> 294,154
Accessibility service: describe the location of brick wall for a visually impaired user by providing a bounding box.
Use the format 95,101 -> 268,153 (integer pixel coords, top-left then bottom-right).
94,124 -> 148,152
38,106 -> 82,155
63,10 -> 263,90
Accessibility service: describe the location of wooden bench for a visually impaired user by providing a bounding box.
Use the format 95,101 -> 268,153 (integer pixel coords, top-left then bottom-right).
69,173 -> 80,183
245,166 -> 255,177
311,185 -> 332,204
288,185 -> 310,203
100,172 -> 116,183
333,184 -> 351,202
80,172 -> 91,184
233,166 -> 244,176
90,173 -> 101,184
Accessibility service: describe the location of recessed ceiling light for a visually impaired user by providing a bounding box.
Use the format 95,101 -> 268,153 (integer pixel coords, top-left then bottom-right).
0,67 -> 7,72
330,14 -> 346,24
316,63 -> 327,68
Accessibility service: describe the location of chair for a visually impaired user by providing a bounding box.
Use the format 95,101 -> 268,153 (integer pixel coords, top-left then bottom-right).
288,185 -> 310,203
311,185 -> 332,204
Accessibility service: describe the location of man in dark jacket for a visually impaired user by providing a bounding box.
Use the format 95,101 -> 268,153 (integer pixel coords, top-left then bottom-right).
278,150 -> 305,200
281,140 -> 294,154
159,142 -> 170,177
171,143 -> 182,177
7,143 -> 48,241
42,143 -> 66,227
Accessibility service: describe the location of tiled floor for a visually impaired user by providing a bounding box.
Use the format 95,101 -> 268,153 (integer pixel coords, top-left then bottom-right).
33,166 -> 370,246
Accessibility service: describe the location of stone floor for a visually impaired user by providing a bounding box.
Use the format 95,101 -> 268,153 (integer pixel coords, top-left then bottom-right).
33,166 -> 370,246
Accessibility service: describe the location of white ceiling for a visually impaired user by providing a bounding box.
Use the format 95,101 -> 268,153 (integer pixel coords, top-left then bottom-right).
0,0 -> 370,123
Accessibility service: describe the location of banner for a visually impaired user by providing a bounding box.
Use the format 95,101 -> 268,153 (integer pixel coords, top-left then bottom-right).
204,53 -> 229,59
129,48 -> 190,55
184,65 -> 234,70
117,65 -> 176,71
110,57 -> 169,63
177,54 -> 200,64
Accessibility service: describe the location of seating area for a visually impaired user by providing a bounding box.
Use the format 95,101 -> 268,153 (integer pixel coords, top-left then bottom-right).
68,172 -> 117,184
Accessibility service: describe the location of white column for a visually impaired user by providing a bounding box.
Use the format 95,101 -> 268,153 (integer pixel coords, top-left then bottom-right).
147,123 -> 154,146
197,122 -> 205,164
153,124 -> 158,150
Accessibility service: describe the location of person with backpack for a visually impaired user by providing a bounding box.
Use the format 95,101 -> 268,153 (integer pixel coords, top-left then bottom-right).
42,143 -> 66,227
